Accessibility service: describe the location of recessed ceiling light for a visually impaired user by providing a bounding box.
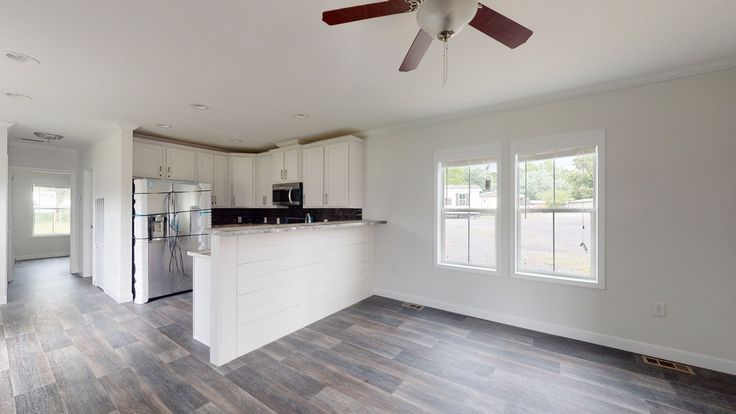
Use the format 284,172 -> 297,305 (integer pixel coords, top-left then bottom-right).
5,92 -> 32,100
294,114 -> 310,119
190,104 -> 210,111
229,139 -> 243,144
156,123 -> 172,129
5,51 -> 40,65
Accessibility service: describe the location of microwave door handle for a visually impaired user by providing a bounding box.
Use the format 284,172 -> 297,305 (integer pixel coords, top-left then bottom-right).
287,188 -> 293,204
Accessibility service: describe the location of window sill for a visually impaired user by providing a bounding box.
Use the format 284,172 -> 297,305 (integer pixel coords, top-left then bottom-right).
435,262 -> 501,277
512,271 -> 605,289
32,234 -> 71,238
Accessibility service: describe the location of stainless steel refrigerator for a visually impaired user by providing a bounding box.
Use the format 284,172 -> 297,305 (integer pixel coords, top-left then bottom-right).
133,179 -> 211,304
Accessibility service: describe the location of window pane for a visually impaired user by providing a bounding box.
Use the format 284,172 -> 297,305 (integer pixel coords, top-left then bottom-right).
33,209 -> 55,235
468,163 -> 496,209
519,212 -> 553,274
443,211 -> 468,264
470,211 -> 495,267
554,212 -> 592,278
555,151 -> 595,206
518,158 -> 553,209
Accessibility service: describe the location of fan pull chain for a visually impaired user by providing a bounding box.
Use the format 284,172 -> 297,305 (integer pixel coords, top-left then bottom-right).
443,40 -> 448,87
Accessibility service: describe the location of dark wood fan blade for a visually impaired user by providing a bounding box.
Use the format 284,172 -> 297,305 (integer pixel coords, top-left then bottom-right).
323,1 -> 413,26
399,29 -> 433,72
469,3 -> 533,49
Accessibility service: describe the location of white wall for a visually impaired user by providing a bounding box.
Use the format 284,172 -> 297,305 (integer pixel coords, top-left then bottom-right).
80,124 -> 134,303
364,68 -> 736,374
11,170 -> 71,260
8,144 -> 81,271
0,122 -> 11,305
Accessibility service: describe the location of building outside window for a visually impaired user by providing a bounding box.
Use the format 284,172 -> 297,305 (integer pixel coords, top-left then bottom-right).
32,185 -> 71,236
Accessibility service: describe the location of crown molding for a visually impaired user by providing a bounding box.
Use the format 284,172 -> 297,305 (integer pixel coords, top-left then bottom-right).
361,55 -> 736,139
8,140 -> 79,155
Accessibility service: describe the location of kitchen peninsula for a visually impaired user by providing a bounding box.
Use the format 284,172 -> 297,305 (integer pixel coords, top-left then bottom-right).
205,219 -> 385,366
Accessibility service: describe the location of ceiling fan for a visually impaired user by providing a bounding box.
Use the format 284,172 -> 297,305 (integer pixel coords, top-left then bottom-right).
322,0 -> 533,73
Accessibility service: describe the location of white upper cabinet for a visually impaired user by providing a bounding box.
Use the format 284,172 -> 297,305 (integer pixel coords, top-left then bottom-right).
231,155 -> 255,207
304,136 -> 364,209
197,152 -> 230,207
271,147 -> 301,183
213,155 -> 230,207
133,142 -> 165,179
302,146 -> 324,208
166,147 -> 197,181
256,154 -> 273,207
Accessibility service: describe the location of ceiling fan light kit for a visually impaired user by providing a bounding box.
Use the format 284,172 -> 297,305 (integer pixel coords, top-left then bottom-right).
322,0 -> 533,82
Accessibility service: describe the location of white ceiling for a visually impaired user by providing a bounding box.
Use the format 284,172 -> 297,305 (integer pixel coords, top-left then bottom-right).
2,0 -> 736,150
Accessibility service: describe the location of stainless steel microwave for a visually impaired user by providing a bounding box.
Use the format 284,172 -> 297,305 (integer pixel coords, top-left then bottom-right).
272,182 -> 303,206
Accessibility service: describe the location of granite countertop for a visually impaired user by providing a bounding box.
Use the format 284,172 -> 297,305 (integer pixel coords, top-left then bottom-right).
210,219 -> 387,236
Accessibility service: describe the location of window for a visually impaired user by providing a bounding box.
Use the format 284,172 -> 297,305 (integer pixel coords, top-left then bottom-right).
435,144 -> 501,273
511,131 -> 605,288
33,185 -> 71,236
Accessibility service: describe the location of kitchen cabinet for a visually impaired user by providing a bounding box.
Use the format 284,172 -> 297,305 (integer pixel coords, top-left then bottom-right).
271,147 -> 301,183
132,141 -> 195,181
166,147 -> 196,181
255,153 -> 273,207
302,146 -> 324,207
197,152 -> 230,207
303,136 -> 364,209
133,142 -> 165,179
231,155 -> 255,207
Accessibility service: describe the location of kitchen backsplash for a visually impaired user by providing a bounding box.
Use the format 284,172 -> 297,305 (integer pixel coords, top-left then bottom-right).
212,207 -> 362,226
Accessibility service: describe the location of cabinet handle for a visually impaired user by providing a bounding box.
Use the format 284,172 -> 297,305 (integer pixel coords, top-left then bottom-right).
167,166 -> 171,178
324,193 -> 328,205
263,195 -> 266,205
159,166 -> 162,177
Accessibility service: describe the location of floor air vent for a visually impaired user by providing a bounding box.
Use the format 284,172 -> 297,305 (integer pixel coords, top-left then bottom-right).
401,303 -> 425,310
641,356 -> 694,374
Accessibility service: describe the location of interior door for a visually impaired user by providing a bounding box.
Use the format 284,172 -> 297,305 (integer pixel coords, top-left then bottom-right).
166,148 -> 197,181
325,142 -> 349,207
133,142 -> 164,179
302,146 -> 324,207
284,149 -> 300,182
232,157 -> 254,207
93,197 -> 105,288
213,155 -> 229,207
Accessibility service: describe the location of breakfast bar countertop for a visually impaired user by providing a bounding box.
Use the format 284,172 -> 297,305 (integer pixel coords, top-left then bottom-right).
210,219 -> 387,237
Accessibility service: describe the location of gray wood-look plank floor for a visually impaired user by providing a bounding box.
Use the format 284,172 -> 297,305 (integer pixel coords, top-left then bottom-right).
1,258 -> 735,414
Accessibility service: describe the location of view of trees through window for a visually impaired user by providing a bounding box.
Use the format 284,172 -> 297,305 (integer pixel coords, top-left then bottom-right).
517,148 -> 596,278
440,160 -> 497,269
33,185 -> 71,236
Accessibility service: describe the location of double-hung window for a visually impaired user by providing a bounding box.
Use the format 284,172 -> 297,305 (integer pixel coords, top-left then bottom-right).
435,144 -> 501,273
511,131 -> 605,288
32,185 -> 71,236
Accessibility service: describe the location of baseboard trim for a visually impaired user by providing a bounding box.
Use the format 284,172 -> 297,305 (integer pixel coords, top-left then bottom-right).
0,296 -> 6,305
373,288 -> 736,376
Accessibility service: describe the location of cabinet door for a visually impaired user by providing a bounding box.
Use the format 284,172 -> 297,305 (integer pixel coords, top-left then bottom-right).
133,143 -> 165,179
213,155 -> 230,207
302,147 -> 324,207
325,142 -> 349,207
166,148 -> 197,181
232,157 -> 254,207
284,149 -> 301,182
197,152 -> 215,205
271,152 -> 284,183
256,156 -> 273,207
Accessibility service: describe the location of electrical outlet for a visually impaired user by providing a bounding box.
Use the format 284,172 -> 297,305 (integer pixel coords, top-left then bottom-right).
237,216 -> 243,224
652,302 -> 666,317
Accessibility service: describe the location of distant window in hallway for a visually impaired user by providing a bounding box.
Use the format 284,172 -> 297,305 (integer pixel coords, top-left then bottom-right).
32,185 -> 71,236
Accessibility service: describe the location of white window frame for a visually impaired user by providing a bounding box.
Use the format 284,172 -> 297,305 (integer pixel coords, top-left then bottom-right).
32,184 -> 72,237
510,129 -> 606,289
434,143 -> 503,276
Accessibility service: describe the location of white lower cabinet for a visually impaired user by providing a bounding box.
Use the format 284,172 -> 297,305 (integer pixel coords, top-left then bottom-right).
231,155 -> 255,207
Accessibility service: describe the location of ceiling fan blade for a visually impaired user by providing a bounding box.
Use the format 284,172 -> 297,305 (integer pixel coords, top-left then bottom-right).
323,0 -> 413,26
469,3 -> 533,49
399,29 -> 433,72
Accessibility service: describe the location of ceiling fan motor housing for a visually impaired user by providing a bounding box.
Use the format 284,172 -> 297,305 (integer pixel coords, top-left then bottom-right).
416,0 -> 479,41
